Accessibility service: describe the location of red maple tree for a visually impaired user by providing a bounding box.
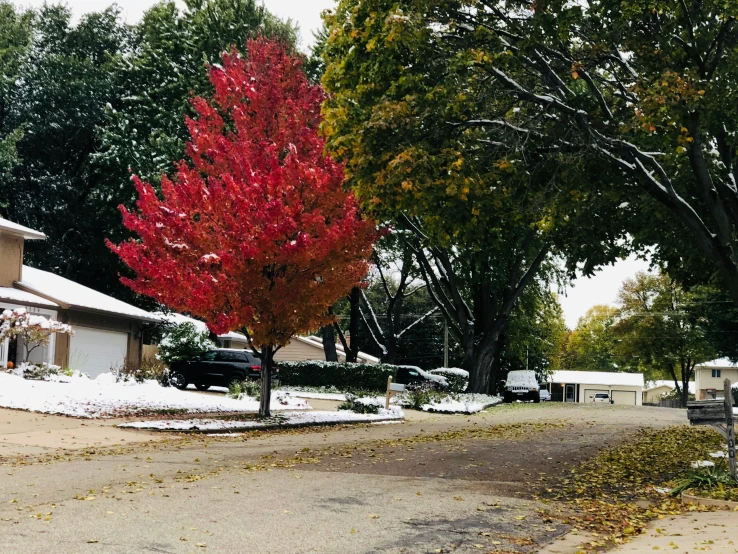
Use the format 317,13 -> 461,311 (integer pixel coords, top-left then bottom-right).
108,38 -> 377,416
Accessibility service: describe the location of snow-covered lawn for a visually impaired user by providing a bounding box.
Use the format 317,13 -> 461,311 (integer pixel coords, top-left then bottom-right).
0,372 -> 309,418
278,387 -> 348,401
283,386 -> 502,414
118,409 -> 404,432
421,394 -> 502,414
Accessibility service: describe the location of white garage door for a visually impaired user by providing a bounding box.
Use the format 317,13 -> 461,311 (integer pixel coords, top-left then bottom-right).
583,389 -> 609,402
69,327 -> 129,378
611,390 -> 637,405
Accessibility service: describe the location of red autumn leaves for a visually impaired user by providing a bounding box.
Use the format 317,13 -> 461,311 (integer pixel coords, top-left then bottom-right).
108,38 -> 376,349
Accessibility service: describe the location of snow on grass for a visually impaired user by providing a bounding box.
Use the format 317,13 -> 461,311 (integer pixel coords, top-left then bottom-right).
422,394 -> 502,414
278,387 -> 348,401
0,371 -> 309,418
118,409 -> 404,432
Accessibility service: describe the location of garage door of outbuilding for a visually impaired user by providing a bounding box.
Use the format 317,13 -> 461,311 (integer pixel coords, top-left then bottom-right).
69,327 -> 128,378
583,388 -> 609,402
611,390 -> 637,405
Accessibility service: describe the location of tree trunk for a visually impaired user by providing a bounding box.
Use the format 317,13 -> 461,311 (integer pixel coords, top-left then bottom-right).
321,325 -> 338,362
467,340 -> 499,394
346,286 -> 360,362
259,344 -> 274,417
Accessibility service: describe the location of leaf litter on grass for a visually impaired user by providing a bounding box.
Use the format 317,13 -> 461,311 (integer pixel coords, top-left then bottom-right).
537,425 -> 727,551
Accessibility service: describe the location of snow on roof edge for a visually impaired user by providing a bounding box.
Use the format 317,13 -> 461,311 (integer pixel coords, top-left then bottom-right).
19,266 -> 159,322
0,218 -> 45,240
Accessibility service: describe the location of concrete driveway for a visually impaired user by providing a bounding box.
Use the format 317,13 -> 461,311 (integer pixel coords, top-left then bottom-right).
0,408 -> 162,459
0,404 -> 691,553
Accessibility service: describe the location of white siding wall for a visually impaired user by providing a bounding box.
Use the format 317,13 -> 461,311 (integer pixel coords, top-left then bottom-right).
577,384 -> 642,405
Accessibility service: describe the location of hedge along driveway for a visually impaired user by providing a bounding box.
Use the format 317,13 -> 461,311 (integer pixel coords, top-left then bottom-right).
277,361 -> 397,392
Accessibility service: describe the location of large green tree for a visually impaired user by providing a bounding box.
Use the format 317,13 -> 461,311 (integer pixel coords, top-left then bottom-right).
615,273 -> 716,407
561,305 -> 622,372
322,0 -> 629,392
0,2 -> 32,200
0,1 -> 296,302
407,0 -> 738,305
1,5 -> 132,284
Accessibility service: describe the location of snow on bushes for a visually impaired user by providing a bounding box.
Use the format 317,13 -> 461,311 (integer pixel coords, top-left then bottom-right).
429,368 -> 468,392
157,321 -> 215,366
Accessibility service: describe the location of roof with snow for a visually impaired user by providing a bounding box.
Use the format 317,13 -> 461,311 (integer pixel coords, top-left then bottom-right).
645,380 -> 696,394
155,312 -> 248,341
696,358 -> 738,369
0,286 -> 59,308
0,219 -> 45,240
548,370 -> 644,388
16,266 -> 159,322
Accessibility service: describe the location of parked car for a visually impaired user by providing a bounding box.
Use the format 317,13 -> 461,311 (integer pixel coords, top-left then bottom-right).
168,348 -> 278,391
539,389 -> 551,401
502,370 -> 541,403
395,365 -> 449,390
591,393 -> 611,403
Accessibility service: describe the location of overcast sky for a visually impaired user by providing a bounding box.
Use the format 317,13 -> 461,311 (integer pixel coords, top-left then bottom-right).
16,0 -> 652,328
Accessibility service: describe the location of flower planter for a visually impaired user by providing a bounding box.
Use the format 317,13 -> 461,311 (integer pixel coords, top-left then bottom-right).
681,492 -> 738,509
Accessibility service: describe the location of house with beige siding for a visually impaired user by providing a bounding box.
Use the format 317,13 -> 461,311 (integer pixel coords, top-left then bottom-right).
694,359 -> 738,400
274,335 -> 379,364
643,380 -> 696,404
0,219 -> 159,377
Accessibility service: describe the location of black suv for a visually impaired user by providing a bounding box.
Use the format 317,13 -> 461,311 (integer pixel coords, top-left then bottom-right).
168,349 -> 277,391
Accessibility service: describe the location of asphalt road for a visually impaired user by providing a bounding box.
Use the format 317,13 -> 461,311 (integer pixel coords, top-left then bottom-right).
0,404 -> 686,554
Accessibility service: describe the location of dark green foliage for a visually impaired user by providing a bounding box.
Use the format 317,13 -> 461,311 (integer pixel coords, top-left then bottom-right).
0,0 -> 297,304
277,361 -> 395,392
428,368 -> 467,393
404,384 -> 445,410
670,460 -> 738,497
337,394 -> 380,414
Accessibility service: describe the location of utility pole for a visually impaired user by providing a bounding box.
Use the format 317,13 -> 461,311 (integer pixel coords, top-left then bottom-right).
526,345 -> 529,371
443,319 -> 448,368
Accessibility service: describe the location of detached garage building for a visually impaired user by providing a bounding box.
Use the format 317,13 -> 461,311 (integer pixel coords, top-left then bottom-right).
547,370 -> 644,405
0,218 -> 159,378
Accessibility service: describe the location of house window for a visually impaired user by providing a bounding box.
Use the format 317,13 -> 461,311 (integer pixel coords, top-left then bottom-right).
712,369 -> 721,378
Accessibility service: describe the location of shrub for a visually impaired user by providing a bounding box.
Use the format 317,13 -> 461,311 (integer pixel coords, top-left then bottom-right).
277,361 -> 396,392
228,379 -> 260,399
429,368 -> 468,393
338,394 -> 381,414
405,383 -> 447,410
670,459 -> 737,497
111,356 -> 169,384
7,362 -> 63,380
158,322 -> 216,366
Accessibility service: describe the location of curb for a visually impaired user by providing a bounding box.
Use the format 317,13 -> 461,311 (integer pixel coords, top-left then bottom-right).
119,416 -> 404,433
681,492 -> 738,508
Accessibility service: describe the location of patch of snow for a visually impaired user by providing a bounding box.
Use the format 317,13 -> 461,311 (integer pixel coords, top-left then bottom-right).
429,367 -> 469,377
709,451 -> 727,459
505,370 -> 539,388
119,409 -> 404,431
0,372 -> 309,418
691,460 -> 716,468
0,287 -> 59,307
422,394 -> 502,414
19,266 -> 159,322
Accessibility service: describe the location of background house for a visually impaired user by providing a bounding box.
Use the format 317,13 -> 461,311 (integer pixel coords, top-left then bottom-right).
546,370 -> 644,405
694,359 -> 738,399
643,380 -> 696,404
148,314 -> 380,364
274,335 -> 379,364
0,219 -> 158,377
